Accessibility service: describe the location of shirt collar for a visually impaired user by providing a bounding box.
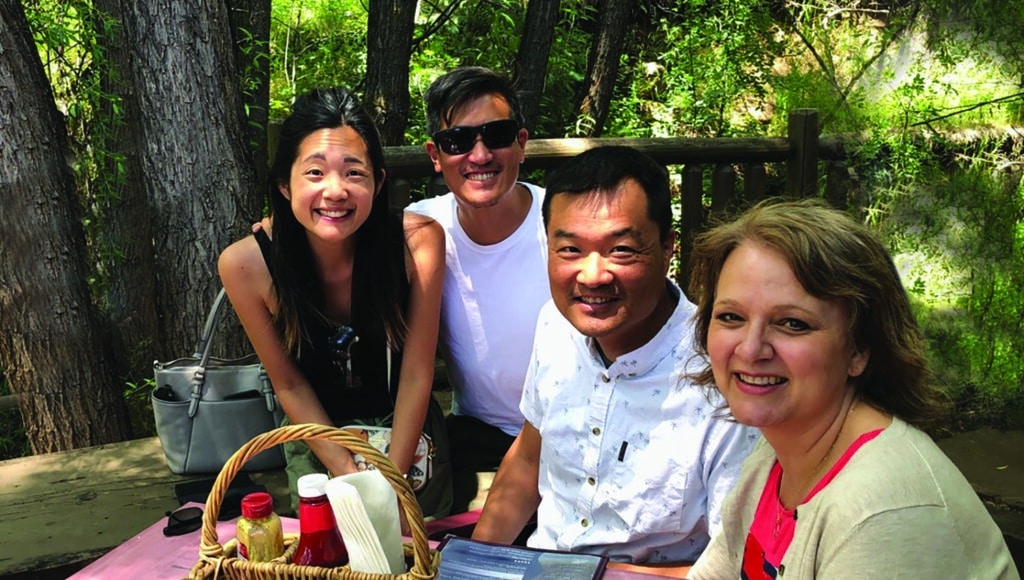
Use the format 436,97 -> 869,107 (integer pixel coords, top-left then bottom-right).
585,280 -> 691,379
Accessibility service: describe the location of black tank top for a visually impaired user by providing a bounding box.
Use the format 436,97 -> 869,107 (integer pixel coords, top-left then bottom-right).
254,214 -> 409,424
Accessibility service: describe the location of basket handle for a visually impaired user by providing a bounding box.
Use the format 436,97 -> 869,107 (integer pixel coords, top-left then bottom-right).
196,423 -> 433,577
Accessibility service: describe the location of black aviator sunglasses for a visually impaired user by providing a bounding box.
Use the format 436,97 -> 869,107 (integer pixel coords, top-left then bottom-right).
431,119 -> 520,156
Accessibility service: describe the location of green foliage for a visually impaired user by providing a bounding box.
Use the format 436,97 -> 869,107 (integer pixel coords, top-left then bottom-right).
269,0 -> 370,117
406,0 -> 529,142
21,0 -> 1024,443
414,0 -> 523,72
0,372 -> 30,460
605,0 -> 782,138
530,2 -> 594,138
771,1 -> 1024,133
24,0 -> 128,303
124,377 -> 156,402
863,135 -> 1024,426
0,412 -> 30,461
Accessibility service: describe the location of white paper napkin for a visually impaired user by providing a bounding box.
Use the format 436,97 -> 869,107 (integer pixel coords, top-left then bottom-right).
325,470 -> 404,574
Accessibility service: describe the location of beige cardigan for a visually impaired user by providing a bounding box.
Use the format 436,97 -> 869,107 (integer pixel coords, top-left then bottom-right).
689,417 -> 1019,579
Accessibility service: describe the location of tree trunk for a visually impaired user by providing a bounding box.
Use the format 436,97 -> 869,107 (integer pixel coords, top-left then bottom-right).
0,2 -> 132,452
91,0 -> 163,386
516,0 -> 561,134
115,0 -> 263,360
228,0 -> 271,188
574,0 -> 633,137
365,0 -> 416,145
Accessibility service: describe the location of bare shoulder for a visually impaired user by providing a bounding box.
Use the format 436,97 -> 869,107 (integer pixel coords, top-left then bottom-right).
218,235 -> 269,289
402,210 -> 443,250
219,235 -> 258,268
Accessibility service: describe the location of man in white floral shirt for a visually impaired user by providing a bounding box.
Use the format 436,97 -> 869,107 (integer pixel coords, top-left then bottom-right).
473,146 -> 759,566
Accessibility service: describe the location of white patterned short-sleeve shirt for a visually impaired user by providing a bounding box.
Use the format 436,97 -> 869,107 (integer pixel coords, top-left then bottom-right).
520,281 -> 760,563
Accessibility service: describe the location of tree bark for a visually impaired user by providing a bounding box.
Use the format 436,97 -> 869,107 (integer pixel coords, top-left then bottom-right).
91,0 -> 163,385
516,0 -> 561,133
0,2 -> 132,452
574,0 -> 633,137
116,0 -> 263,360
228,0 -> 271,188
365,0 -> 416,145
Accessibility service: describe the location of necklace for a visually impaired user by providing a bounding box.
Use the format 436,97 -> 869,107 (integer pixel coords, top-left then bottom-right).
774,400 -> 858,536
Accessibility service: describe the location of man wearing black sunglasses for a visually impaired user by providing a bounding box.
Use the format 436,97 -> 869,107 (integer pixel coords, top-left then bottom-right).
407,67 -> 550,514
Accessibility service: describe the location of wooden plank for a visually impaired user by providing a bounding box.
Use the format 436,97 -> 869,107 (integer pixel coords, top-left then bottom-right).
785,109 -> 819,198
710,164 -> 736,214
825,160 -> 851,208
0,437 -> 286,576
677,164 -> 705,292
381,137 -> 793,180
0,394 -> 17,413
742,163 -> 768,203
278,114 -> 848,185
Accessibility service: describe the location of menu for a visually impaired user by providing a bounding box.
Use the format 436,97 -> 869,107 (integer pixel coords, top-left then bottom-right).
437,535 -> 607,579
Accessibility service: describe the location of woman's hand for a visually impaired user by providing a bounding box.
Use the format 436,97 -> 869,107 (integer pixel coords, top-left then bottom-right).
251,216 -> 273,235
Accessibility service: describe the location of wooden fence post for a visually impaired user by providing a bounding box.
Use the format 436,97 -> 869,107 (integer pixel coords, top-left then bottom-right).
743,163 -> 768,203
711,164 -> 736,213
786,109 -> 819,198
825,160 -> 851,208
677,164 -> 705,292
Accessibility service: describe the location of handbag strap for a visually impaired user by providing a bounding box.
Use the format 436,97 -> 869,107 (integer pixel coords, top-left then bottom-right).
186,286 -> 276,418
186,288 -> 277,418
187,288 -> 229,417
193,287 -> 229,361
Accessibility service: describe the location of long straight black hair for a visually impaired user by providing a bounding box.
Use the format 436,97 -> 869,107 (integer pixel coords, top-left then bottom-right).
267,86 -> 406,354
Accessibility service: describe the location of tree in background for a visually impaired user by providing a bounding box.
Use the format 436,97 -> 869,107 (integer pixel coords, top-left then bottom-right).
0,1 -> 132,451
229,0 -> 272,189
6,0 -> 1024,455
572,0 -> 632,137
113,0 -> 265,362
365,0 -> 417,145
2,0 -> 269,452
515,0 -> 561,132
66,0 -> 160,395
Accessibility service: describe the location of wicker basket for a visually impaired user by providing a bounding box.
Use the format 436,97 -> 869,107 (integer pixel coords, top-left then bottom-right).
188,423 -> 439,579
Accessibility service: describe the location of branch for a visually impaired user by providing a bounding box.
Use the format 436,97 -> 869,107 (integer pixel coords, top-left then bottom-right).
910,92 -> 1024,126
411,0 -> 465,52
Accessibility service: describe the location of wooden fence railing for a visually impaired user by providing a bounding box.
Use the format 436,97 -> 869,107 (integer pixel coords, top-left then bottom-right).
380,109 -> 848,288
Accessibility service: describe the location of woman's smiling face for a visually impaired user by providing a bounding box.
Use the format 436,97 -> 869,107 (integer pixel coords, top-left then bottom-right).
707,241 -> 869,434
279,125 -> 379,247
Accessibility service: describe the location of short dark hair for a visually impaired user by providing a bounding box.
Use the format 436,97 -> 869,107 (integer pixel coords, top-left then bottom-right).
424,66 -> 524,135
687,199 -> 948,429
542,146 -> 673,243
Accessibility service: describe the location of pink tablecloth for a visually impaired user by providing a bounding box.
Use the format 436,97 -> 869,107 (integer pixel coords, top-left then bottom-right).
70,503 -> 677,579
69,502 -> 301,579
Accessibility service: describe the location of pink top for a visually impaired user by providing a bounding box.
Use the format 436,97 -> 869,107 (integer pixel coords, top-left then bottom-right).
743,429 -> 884,578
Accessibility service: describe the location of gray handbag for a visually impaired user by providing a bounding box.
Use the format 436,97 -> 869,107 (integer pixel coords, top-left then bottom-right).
152,288 -> 285,474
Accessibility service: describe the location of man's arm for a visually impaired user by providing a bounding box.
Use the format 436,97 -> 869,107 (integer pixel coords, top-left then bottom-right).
471,421 -> 542,544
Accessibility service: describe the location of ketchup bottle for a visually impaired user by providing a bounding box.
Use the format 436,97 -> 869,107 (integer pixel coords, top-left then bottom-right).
293,473 -> 348,567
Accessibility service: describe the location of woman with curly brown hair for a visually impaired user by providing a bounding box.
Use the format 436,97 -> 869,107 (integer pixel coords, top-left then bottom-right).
686,199 -> 1016,579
